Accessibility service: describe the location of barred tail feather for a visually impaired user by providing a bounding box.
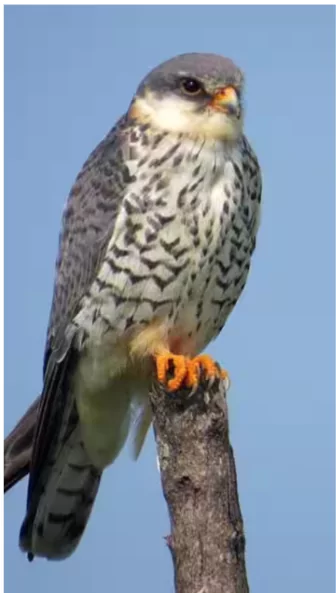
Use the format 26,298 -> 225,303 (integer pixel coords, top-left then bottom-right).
4,396 -> 40,492
19,425 -> 101,561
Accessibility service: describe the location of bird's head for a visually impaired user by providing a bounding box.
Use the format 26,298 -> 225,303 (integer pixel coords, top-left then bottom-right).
129,53 -> 244,141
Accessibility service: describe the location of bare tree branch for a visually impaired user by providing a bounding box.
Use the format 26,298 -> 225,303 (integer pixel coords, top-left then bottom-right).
150,376 -> 249,593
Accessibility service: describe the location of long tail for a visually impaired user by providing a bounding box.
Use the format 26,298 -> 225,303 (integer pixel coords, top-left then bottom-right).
4,396 -> 40,492
6,341 -> 104,561
5,395 -> 102,560
20,421 -> 102,561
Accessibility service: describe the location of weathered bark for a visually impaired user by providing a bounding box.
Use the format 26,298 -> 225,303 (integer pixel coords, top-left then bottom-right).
150,377 -> 249,593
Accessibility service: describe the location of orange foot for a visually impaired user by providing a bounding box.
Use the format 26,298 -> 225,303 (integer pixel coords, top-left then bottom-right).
155,352 -> 229,392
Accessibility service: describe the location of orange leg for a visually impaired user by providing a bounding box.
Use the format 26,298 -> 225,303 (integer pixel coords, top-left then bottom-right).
155,352 -> 190,391
185,354 -> 229,389
154,352 -> 229,392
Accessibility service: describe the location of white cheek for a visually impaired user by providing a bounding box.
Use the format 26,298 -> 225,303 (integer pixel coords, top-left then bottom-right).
134,93 -> 240,140
150,99 -> 194,133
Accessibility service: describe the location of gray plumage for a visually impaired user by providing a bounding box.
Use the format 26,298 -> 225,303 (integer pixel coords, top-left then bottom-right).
4,52 -> 262,561
137,53 -> 244,96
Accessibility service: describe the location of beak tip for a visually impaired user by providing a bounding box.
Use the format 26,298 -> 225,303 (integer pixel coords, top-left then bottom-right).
211,86 -> 240,116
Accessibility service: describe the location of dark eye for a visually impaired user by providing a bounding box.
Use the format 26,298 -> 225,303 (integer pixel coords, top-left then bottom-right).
180,78 -> 203,96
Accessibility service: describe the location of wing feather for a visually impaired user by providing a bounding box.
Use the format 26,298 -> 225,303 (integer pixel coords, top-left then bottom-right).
16,116 -> 137,537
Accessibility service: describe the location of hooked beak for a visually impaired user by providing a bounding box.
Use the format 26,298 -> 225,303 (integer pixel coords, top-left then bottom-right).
210,86 -> 240,117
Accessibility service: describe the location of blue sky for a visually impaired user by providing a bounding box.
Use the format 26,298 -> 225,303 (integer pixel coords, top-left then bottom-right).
4,6 -> 335,593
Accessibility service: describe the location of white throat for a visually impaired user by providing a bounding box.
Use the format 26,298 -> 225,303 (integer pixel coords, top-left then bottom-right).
131,90 -> 243,141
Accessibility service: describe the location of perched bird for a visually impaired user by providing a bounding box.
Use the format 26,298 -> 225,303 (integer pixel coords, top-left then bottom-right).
4,52 -> 262,561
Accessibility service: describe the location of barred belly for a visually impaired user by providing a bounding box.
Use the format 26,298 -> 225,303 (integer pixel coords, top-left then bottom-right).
70,136 -> 256,467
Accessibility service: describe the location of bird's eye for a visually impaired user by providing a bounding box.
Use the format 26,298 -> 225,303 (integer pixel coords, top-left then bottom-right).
180,78 -> 203,96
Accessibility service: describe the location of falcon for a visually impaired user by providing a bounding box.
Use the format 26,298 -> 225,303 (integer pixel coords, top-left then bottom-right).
4,53 -> 262,561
